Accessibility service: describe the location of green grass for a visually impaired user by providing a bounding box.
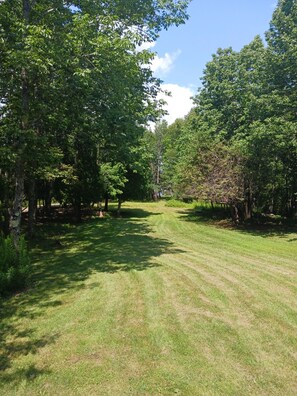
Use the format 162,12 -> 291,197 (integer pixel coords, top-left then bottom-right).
1,201 -> 297,395
164,199 -> 195,208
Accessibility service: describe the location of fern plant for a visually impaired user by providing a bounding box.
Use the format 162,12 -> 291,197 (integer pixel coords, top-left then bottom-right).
0,234 -> 31,295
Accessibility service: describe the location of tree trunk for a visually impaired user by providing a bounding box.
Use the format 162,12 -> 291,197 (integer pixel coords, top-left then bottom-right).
104,194 -> 109,212
44,181 -> 52,215
231,204 -> 240,225
9,159 -> 25,249
244,198 -> 252,221
28,177 -> 37,238
243,180 -> 253,221
97,201 -> 103,217
244,203 -> 250,221
3,206 -> 10,236
289,195 -> 297,218
74,197 -> 81,223
10,63 -> 29,247
117,199 -> 122,217
9,0 -> 31,248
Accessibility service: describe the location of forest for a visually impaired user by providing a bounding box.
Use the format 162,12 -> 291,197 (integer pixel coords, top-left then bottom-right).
0,0 -> 190,292
0,0 -> 296,293
149,3 -> 297,225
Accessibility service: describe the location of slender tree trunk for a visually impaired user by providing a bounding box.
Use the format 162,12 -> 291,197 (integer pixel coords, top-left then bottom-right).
74,197 -> 81,223
28,178 -> 37,238
9,67 -> 28,247
293,194 -> 297,217
117,198 -> 122,217
104,194 -> 109,212
9,0 -> 31,248
97,202 -> 103,217
44,181 -> 52,215
244,194 -> 252,221
156,160 -> 160,196
3,206 -> 10,236
2,172 -> 10,236
152,191 -> 158,201
243,180 -> 252,221
287,193 -> 297,218
9,159 -> 25,249
231,204 -> 240,225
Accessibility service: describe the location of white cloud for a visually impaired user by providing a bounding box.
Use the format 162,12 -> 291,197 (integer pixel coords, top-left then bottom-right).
136,42 -> 181,77
151,50 -> 181,76
136,44 -> 191,125
137,41 -> 156,51
159,83 -> 194,125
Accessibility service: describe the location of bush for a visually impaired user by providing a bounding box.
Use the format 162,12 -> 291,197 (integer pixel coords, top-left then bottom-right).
0,235 -> 31,295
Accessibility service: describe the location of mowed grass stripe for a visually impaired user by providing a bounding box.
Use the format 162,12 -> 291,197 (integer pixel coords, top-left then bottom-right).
177,249 -> 297,308
143,202 -> 297,393
151,250 -> 297,392
152,204 -> 296,262
0,201 -> 296,395
156,266 -> 269,395
150,203 -> 297,306
140,250 -> 295,395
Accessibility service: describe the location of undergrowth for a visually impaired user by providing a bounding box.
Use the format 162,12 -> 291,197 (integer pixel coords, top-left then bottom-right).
0,235 -> 31,295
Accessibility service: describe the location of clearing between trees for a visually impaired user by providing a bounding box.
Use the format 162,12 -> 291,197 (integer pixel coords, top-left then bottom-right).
1,201 -> 297,395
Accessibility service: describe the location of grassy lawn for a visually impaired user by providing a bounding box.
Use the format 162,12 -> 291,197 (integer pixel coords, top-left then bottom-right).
1,201 -> 297,395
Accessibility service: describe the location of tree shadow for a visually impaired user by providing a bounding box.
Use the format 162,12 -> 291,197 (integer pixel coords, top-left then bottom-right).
113,207 -> 162,219
0,314 -> 56,384
178,208 -> 297,240
0,207 -> 182,383
236,226 -> 297,240
31,208 -> 175,285
0,363 -> 51,384
177,207 -> 232,225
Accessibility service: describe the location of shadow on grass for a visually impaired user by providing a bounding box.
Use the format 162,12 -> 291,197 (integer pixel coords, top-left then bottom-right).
0,321 -> 57,371
177,207 -> 231,226
236,226 -> 297,240
0,207 -> 182,384
0,363 -> 51,384
178,207 -> 297,240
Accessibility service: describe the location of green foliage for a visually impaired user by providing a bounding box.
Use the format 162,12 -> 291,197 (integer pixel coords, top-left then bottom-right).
159,3 -> 297,222
242,118 -> 297,213
100,163 -> 128,199
0,0 -> 190,239
0,234 -> 31,295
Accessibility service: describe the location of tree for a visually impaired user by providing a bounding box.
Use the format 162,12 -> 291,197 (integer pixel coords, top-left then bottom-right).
0,0 -> 191,244
266,0 -> 297,122
148,121 -> 168,199
163,20 -> 296,221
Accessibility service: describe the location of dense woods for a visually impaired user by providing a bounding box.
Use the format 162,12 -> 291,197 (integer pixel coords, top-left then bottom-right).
151,0 -> 297,223
0,0 -> 189,237
0,0 -> 189,293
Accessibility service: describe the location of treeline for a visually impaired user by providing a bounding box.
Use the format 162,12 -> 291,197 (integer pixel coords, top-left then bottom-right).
150,0 -> 297,223
0,0 -> 190,248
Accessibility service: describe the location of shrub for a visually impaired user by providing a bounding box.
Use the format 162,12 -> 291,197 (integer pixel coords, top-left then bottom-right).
0,235 -> 31,295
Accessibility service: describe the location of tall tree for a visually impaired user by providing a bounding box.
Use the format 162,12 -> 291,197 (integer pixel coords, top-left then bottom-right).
0,0 -> 191,243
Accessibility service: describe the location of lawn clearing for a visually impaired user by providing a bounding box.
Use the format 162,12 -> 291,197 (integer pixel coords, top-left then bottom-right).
1,201 -> 297,395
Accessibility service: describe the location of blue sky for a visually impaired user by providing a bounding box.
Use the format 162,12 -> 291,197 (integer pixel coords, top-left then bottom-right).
150,0 -> 277,124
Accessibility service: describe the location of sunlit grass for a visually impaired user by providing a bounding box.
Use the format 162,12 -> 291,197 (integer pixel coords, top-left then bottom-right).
1,201 -> 297,395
